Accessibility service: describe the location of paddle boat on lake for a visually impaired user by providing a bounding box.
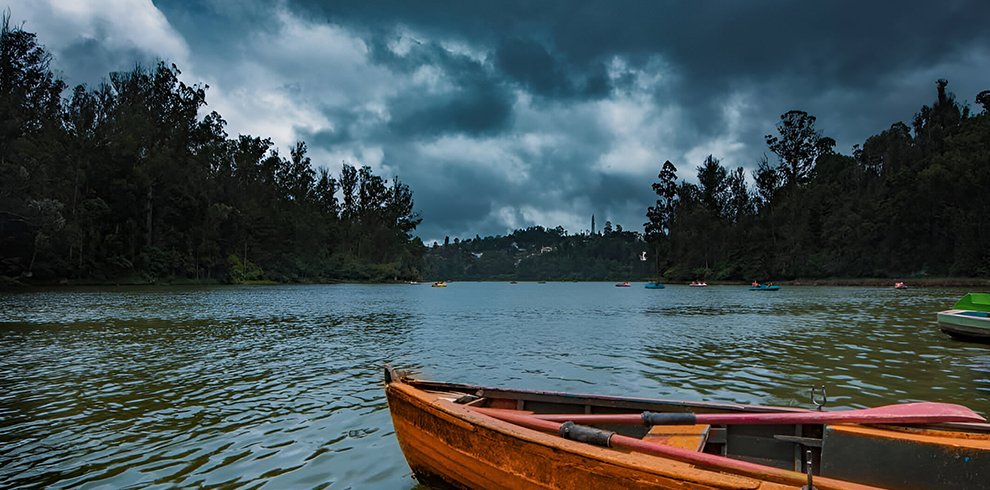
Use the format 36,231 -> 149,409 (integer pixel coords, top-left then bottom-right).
750,282 -> 780,291
385,366 -> 990,490
615,281 -> 632,287
644,281 -> 665,289
938,292 -> 990,342
894,281 -> 908,289
688,281 -> 707,287
431,281 -> 447,288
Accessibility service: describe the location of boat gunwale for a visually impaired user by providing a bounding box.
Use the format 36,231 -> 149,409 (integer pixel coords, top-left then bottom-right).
388,375 -> 794,489
386,365 -> 990,438
391,372 -> 807,415
938,309 -> 990,340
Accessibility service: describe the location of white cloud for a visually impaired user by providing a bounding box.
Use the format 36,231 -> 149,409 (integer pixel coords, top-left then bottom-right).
494,206 -> 521,231
208,84 -> 331,150
8,0 -> 189,66
594,94 -> 682,177
194,8 -> 398,151
416,135 -> 531,185
683,92 -> 752,169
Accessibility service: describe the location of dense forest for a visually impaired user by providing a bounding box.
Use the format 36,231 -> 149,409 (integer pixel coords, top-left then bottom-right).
426,80 -> 990,282
423,224 -> 653,281
645,80 -> 990,281
3,16 -> 988,286
0,16 -> 423,285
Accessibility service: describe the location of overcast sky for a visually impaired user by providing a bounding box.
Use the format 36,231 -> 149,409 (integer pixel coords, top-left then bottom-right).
8,0 -> 989,243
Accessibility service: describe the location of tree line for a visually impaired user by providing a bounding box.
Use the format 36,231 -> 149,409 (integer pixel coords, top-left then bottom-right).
646,79 -> 990,281
430,79 -> 988,283
423,224 -> 653,281
0,15 -> 423,284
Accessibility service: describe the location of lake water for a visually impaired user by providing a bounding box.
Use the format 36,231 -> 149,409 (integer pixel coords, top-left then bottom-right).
2,283 -> 989,488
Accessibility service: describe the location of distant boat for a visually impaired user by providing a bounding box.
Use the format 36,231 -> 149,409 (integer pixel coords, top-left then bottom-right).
750,282 -> 780,291
615,281 -> 631,287
689,281 -> 707,287
510,281 -> 518,284
644,281 -> 665,289
432,281 -> 447,288
894,282 -> 908,289
938,293 -> 990,342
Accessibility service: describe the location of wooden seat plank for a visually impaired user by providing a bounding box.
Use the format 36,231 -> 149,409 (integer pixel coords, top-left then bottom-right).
642,423 -> 711,451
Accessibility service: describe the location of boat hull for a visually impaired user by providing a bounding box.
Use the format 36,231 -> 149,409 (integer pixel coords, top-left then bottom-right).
385,368 -> 990,489
386,378 -> 782,489
938,309 -> 990,342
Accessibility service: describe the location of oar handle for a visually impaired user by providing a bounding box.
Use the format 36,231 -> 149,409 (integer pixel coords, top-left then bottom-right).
526,402 -> 986,426
641,412 -> 697,425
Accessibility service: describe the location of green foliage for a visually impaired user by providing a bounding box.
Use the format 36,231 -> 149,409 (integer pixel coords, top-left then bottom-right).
0,23 -> 423,285
766,110 -> 835,188
423,226 -> 653,281
428,79 -> 990,283
226,254 -> 263,283
649,79 -> 990,280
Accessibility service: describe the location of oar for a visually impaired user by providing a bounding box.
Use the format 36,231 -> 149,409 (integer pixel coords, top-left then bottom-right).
472,407 -> 883,490
485,402 -> 986,426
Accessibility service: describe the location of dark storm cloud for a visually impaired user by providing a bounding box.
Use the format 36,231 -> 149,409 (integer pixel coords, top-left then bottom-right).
495,38 -> 566,96
33,0 -> 987,242
300,126 -> 351,148
287,0 -> 990,131
367,39 -> 514,137
155,0 -> 281,49
407,164 -> 500,235
185,0 -> 990,241
387,87 -> 512,138
58,39 -> 154,88
493,37 -> 613,100
329,0 -> 984,87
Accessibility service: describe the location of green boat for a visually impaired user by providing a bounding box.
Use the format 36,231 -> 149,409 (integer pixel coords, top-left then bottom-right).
937,293 -> 990,342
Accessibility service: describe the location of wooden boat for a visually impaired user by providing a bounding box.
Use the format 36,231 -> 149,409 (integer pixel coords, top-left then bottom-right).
432,281 -> 447,288
644,281 -> 665,289
938,292 -> 990,342
384,366 -> 990,489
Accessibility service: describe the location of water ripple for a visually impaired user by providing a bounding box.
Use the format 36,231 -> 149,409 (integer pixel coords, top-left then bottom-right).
1,284 -> 987,488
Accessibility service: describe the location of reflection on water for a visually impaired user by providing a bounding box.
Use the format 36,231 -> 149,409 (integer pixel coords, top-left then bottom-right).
2,283 -> 988,488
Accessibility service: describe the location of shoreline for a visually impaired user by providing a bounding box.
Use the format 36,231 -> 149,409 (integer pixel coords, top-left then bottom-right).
4,276 -> 989,290
779,277 -> 990,287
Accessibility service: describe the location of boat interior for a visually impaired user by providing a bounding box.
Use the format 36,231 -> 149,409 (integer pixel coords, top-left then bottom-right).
392,371 -> 990,489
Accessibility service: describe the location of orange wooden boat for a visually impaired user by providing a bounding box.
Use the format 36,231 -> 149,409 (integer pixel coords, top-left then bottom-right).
384,366 -> 990,489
